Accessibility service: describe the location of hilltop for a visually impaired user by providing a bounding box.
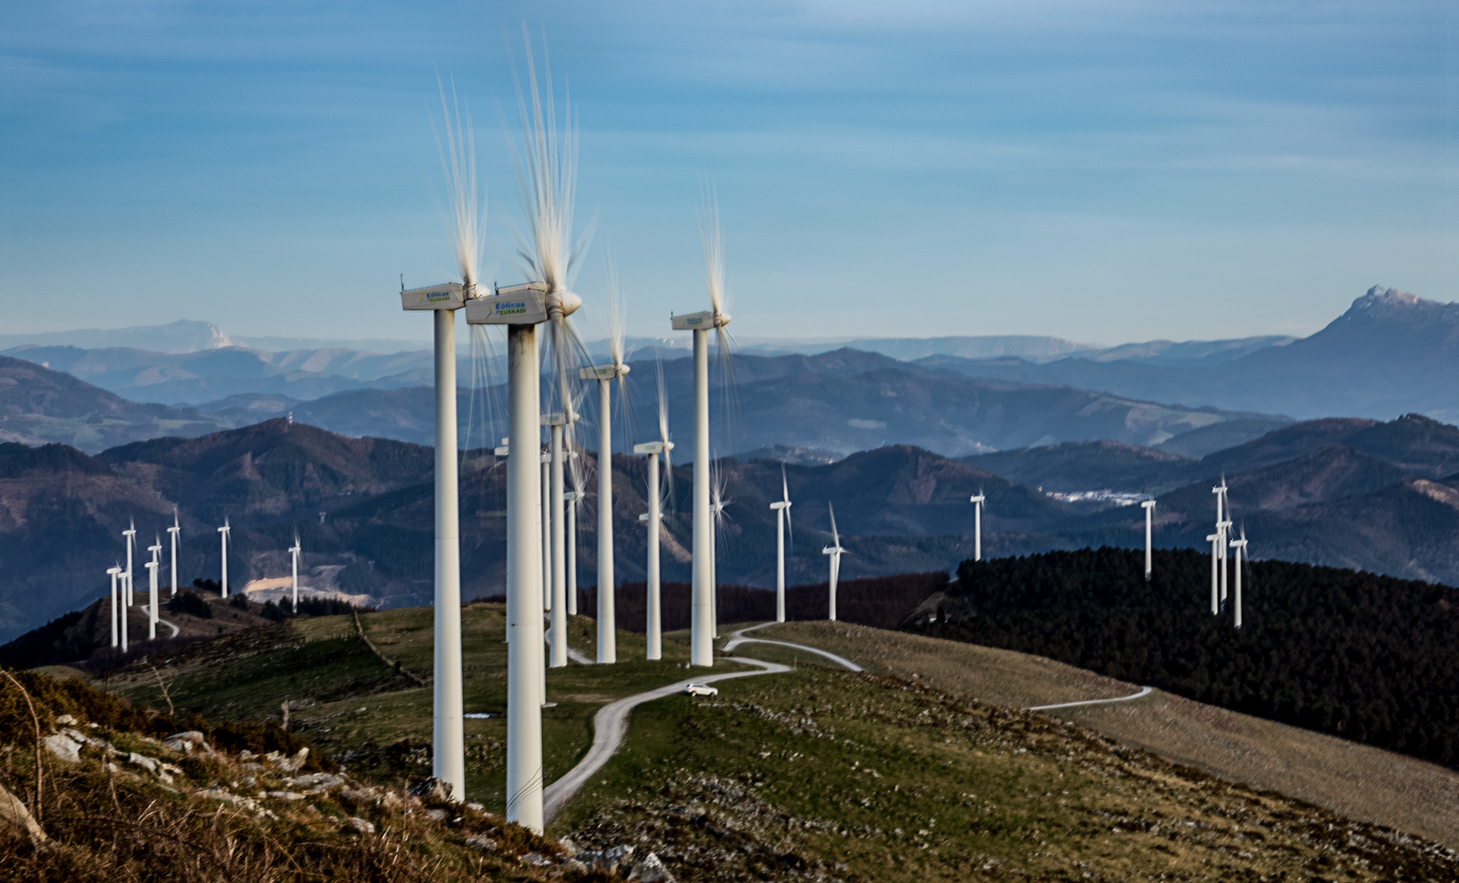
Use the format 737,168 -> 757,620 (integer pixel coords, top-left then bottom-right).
8,599 -> 1456,880
926,286 -> 1459,423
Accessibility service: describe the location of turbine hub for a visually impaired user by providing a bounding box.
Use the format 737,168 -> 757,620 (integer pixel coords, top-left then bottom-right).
546,288 -> 581,319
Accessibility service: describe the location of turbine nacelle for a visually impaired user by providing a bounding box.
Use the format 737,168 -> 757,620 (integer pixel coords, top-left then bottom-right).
465,281 -> 581,325
633,441 -> 674,455
670,309 -> 731,331
1141,500 -> 1157,510
541,411 -> 578,427
770,501 -> 791,511
401,281 -> 471,311
579,363 -> 630,380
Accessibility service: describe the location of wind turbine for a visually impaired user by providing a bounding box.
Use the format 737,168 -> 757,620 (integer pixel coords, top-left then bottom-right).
119,565 -> 129,652
167,512 -> 180,598
578,264 -> 630,665
123,521 -> 136,607
395,77 -> 483,804
217,519 -> 230,598
1206,532 -> 1220,614
1140,499 -> 1156,580
107,565 -> 122,648
632,363 -> 674,660
544,412 -> 573,670
146,537 -> 162,641
1230,529 -> 1248,630
1218,517 -> 1233,607
969,493 -> 986,561
462,39 -> 589,832
769,465 -> 792,623
289,534 -> 302,614
1212,477 -> 1229,608
822,503 -> 847,621
670,197 -> 732,667
565,486 -> 582,619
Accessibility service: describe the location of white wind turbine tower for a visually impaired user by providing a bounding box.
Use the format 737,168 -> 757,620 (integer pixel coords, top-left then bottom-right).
1206,532 -> 1220,614
123,521 -> 136,607
633,371 -> 673,661
107,565 -> 122,649
671,196 -> 732,667
544,411 -> 573,670
823,503 -> 847,621
1212,477 -> 1229,608
289,534 -> 302,614
118,563 -> 129,652
709,469 -> 731,640
541,446 -> 552,632
1141,499 -> 1156,580
565,485 -> 582,619
146,537 -> 162,640
167,512 -> 180,598
579,263 -> 631,664
969,493 -> 986,561
769,465 -> 792,623
397,79 -> 487,804
1229,528 -> 1248,630
464,39 -> 589,832
217,519 -> 230,598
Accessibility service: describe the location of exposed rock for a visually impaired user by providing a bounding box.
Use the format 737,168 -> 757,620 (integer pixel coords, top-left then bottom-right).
520,852 -> 552,866
425,808 -> 449,821
628,852 -> 676,883
0,783 -> 46,846
291,772 -> 345,791
346,816 -> 376,834
407,776 -> 454,803
43,732 -> 82,763
127,752 -> 158,773
465,836 -> 497,851
279,748 -> 310,772
163,731 -> 212,754
576,844 -> 635,874
54,714 -> 77,726
267,791 -> 306,801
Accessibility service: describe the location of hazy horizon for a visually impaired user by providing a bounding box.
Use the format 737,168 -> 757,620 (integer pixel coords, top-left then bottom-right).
3,2 -> 1453,344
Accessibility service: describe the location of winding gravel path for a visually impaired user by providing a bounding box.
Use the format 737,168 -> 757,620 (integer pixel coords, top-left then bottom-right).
542,623 -> 862,825
721,623 -> 864,672
1025,685 -> 1155,711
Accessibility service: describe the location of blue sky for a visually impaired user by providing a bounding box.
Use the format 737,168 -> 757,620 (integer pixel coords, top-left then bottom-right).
1,1 -> 1453,345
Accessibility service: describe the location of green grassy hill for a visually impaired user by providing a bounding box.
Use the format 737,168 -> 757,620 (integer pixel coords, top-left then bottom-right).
14,600 -> 1459,880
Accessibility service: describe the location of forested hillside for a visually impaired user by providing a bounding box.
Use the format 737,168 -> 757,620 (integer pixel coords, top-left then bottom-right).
913,547 -> 1459,769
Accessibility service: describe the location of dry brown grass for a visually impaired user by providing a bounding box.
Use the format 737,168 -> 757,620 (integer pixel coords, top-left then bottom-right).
755,620 -> 1459,850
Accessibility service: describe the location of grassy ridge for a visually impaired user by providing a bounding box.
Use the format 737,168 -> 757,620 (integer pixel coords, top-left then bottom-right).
554,660 -> 1458,881
920,547 -> 1459,769
111,603 -> 750,810
756,620 -> 1459,851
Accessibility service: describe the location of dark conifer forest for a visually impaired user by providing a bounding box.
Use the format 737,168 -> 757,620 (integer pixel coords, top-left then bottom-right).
913,547 -> 1459,769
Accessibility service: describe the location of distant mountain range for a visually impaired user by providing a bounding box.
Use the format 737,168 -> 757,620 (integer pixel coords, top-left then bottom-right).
921,287 -> 1459,422
0,348 -> 1284,457
3,410 -> 1457,643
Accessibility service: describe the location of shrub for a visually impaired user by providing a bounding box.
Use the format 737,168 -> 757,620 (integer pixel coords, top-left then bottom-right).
167,591 -> 212,619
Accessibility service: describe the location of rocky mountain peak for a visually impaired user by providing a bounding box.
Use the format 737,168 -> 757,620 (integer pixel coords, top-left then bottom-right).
1347,286 -> 1448,317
